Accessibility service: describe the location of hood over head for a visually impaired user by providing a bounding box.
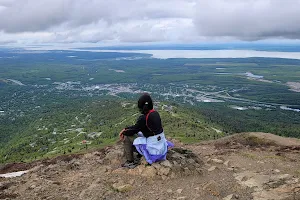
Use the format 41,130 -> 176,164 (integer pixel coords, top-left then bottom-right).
138,93 -> 153,114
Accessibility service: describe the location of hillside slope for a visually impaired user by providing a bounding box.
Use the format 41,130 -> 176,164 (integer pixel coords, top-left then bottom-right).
0,99 -> 222,164
1,132 -> 300,200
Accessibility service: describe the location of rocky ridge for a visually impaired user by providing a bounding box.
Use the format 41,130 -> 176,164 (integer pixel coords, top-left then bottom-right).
0,132 -> 300,200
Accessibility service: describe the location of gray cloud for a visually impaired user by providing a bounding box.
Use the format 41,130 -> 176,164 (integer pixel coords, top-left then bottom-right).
0,0 -> 69,32
0,0 -> 195,32
0,0 -> 300,44
194,0 -> 300,40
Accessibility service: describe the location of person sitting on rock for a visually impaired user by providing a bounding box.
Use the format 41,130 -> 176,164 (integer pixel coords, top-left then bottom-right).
119,93 -> 174,169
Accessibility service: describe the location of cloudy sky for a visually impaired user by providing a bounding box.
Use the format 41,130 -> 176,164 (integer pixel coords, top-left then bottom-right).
0,0 -> 300,45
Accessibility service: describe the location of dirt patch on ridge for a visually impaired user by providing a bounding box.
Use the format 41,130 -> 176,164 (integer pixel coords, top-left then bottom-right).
211,132 -> 300,149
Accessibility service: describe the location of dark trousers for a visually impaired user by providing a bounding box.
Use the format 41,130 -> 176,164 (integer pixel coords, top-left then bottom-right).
123,135 -> 136,162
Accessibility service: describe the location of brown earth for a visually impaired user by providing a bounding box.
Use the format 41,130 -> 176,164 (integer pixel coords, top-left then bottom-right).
1,132 -> 300,200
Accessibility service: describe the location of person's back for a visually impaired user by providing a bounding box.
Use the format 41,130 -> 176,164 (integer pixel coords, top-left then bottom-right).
146,110 -> 163,136
122,109 -> 163,138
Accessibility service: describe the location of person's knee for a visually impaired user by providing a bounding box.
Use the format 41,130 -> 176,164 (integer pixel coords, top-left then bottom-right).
123,136 -> 134,144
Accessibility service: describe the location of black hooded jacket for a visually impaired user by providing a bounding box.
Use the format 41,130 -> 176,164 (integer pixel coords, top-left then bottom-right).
122,110 -> 163,138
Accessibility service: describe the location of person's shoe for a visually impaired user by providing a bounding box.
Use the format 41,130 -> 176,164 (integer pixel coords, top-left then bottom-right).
121,160 -> 137,169
134,156 -> 142,165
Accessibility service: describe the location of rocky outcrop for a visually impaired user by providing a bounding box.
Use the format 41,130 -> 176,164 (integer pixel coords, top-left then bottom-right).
110,147 -> 204,180
0,132 -> 299,200
235,171 -> 300,200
